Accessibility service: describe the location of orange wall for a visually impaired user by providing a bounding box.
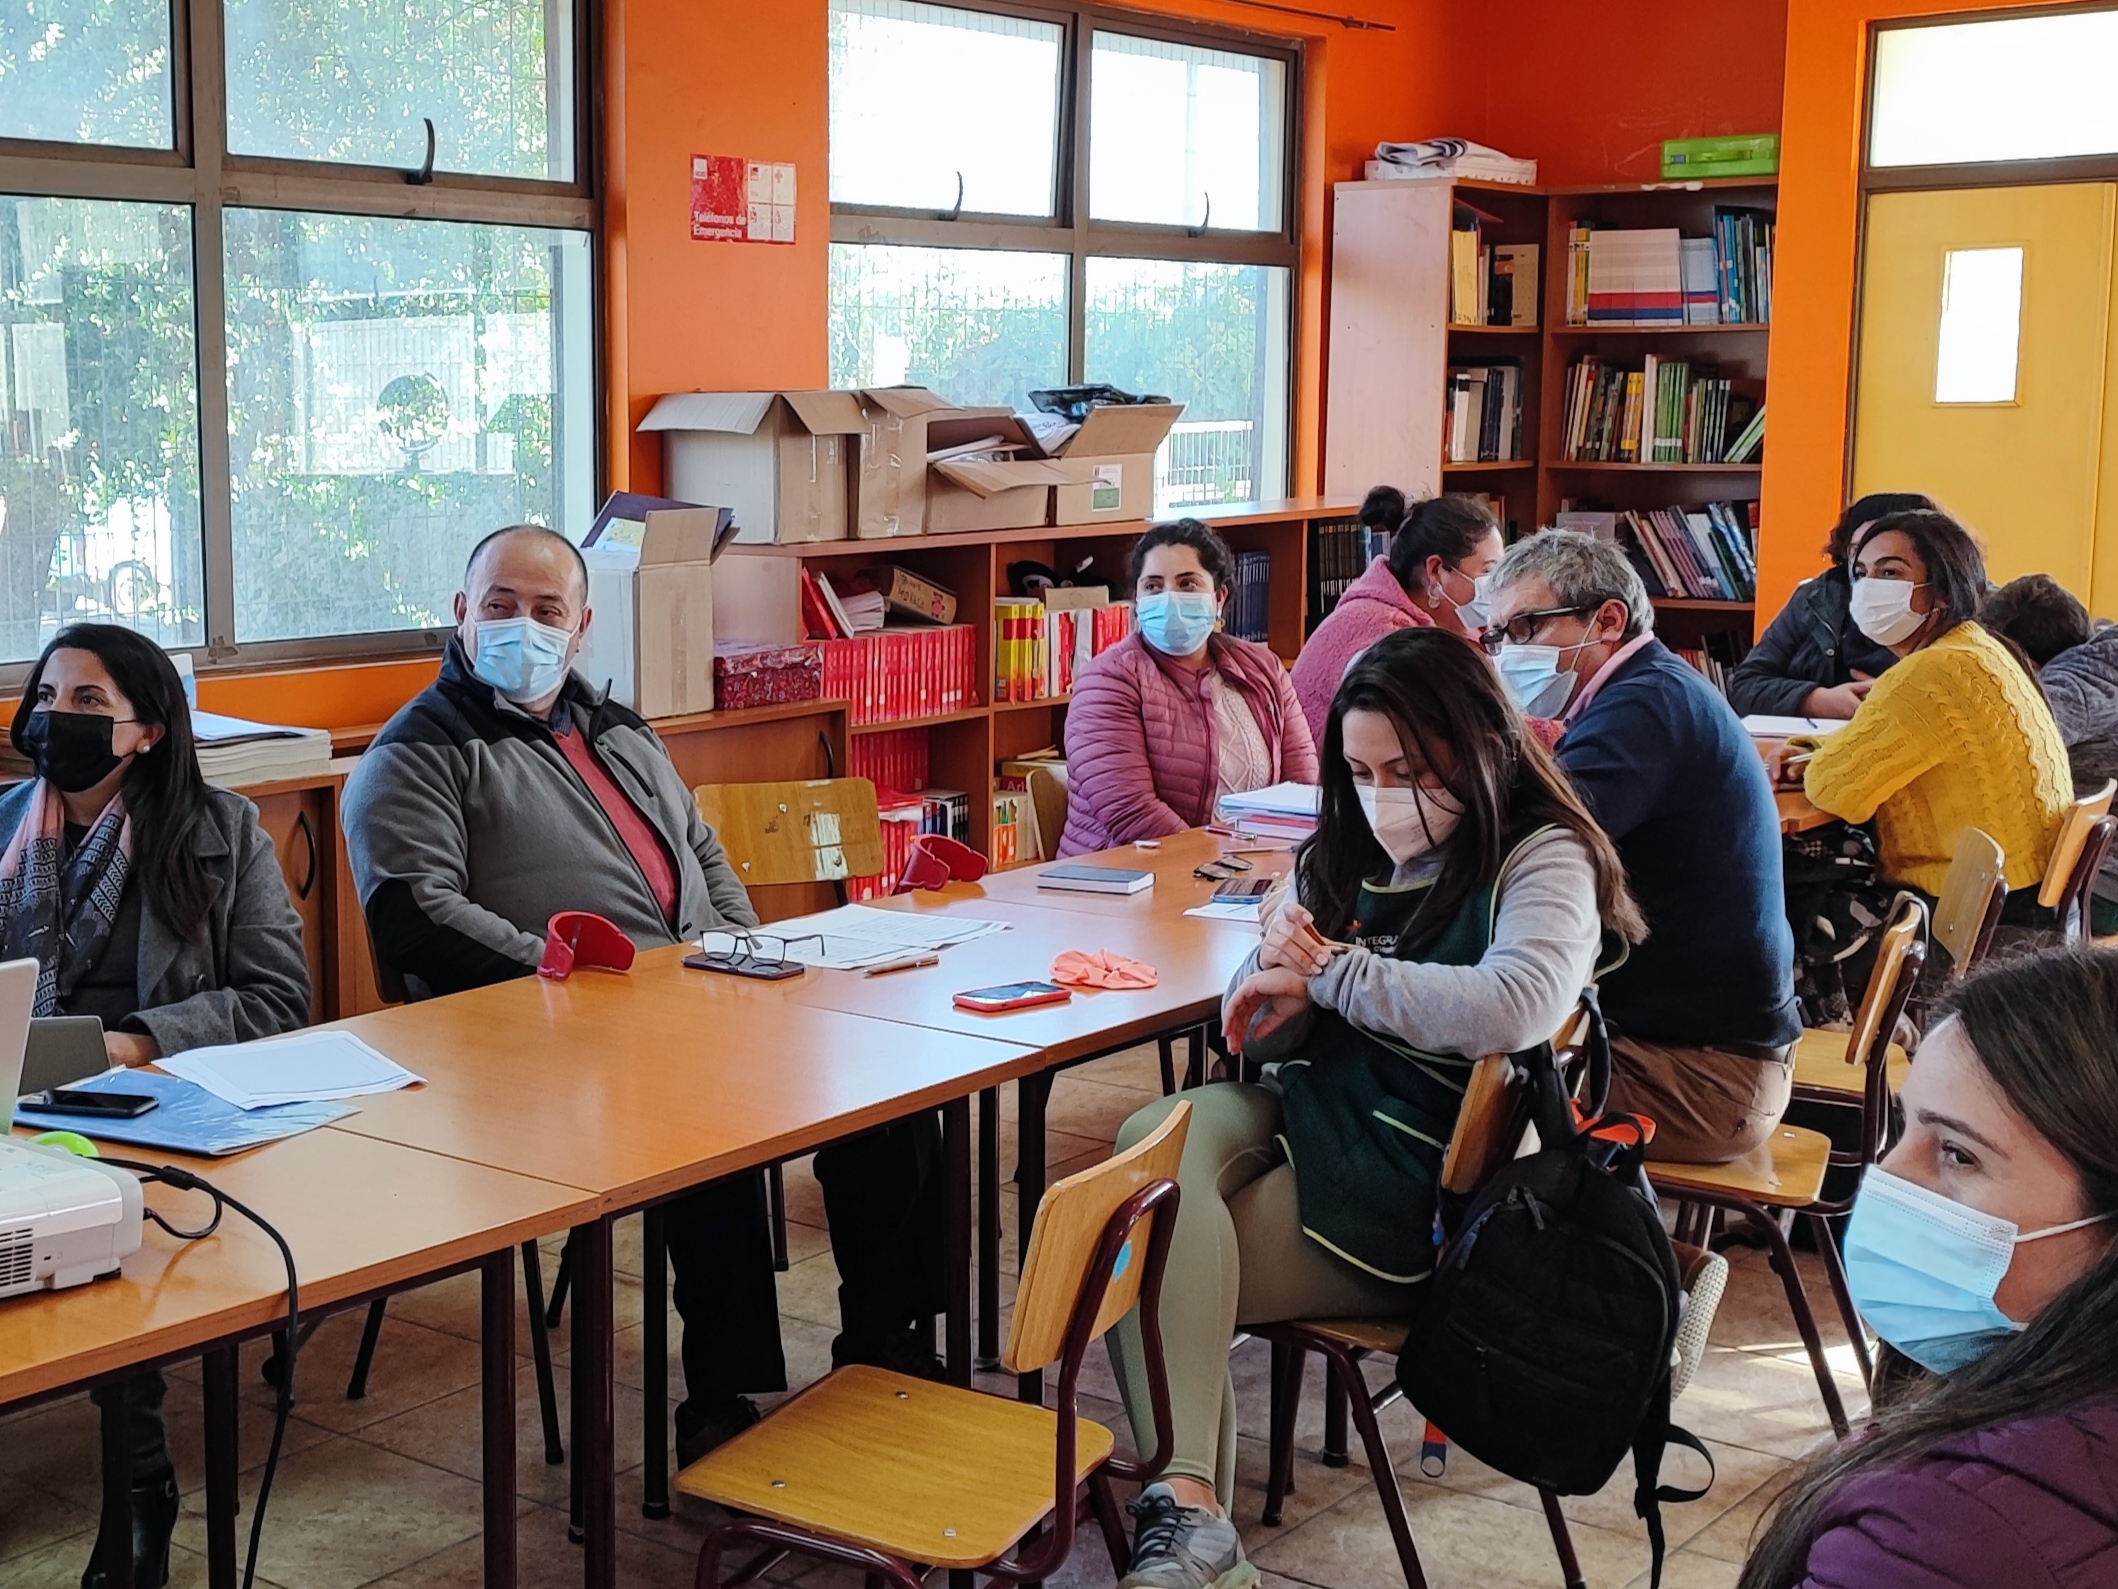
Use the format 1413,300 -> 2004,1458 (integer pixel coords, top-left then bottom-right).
1759,0 -> 2057,618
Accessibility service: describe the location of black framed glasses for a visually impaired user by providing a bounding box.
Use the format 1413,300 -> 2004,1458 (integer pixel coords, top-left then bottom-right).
694,929 -> 825,972
1478,606 -> 1591,655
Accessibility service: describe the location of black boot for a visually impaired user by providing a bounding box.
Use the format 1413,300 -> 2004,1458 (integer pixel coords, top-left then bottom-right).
81,1467 -> 177,1589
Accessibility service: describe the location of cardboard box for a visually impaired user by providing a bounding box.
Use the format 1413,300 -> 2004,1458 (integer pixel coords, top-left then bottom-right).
852,387 -> 1005,539
639,391 -> 866,544
575,505 -> 729,718
922,403 -> 1184,530
923,413 -> 1059,534
869,564 -> 959,625
1047,404 -> 1181,525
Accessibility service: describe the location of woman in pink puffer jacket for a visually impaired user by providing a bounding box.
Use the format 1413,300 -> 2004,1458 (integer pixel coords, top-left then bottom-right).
1059,520 -> 1317,856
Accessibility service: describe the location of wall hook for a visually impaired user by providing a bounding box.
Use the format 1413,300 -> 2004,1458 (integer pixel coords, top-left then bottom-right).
406,117 -> 436,185
939,171 -> 965,222
1188,192 -> 1212,238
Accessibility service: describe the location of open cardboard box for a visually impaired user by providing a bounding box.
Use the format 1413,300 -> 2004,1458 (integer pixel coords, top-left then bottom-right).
852,387 -> 1014,539
925,403 -> 1185,530
576,502 -> 733,717
639,391 -> 867,544
923,412 -> 1062,534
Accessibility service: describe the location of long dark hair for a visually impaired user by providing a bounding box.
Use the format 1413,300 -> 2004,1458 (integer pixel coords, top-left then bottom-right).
1824,491 -> 1936,567
11,625 -> 216,942
1740,947 -> 2118,1589
1850,508 -> 1986,647
1297,627 -> 1645,955
1385,495 -> 1501,595
1127,517 -> 1235,593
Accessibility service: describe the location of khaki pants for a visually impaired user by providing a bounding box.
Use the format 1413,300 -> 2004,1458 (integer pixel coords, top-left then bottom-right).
1604,1036 -> 1794,1164
1106,1084 -> 1413,1509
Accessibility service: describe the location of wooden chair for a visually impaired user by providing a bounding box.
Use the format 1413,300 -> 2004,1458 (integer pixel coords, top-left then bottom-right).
2039,780 -> 2118,943
1930,825 -> 2007,980
676,1101 -> 1193,1589
1252,1053 -> 1587,1589
1793,888 -> 1941,1105
1024,764 -> 1068,865
693,777 -> 887,886
1653,899 -> 1929,1431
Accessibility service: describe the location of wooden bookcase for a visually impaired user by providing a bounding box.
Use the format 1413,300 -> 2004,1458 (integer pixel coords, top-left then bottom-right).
1326,175 -> 1778,660
717,497 -> 1358,866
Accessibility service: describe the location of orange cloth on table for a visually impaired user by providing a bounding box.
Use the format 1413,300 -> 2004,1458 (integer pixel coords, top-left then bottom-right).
1049,949 -> 1159,990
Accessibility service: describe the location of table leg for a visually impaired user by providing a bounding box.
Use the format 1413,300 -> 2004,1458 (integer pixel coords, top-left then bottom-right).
201,1348 -> 239,1589
943,1095 -> 972,1388
640,1206 -> 670,1519
1016,1070 -> 1052,1406
96,1373 -> 134,1589
570,1217 -> 616,1589
481,1249 -> 519,1589
977,1086 -> 1001,1371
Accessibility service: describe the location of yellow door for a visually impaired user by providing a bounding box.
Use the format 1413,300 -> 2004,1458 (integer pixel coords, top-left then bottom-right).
1852,183 -> 2114,602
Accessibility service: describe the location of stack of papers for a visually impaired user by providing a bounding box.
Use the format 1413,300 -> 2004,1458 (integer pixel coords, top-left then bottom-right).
158,1031 -> 423,1108
192,710 -> 334,783
1216,782 -> 1321,841
14,1069 -> 354,1156
705,904 -> 1009,971
1184,899 -> 1265,924
1741,715 -> 1849,740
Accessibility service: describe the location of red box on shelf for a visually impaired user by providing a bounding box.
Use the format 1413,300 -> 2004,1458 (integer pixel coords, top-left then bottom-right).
711,641 -> 824,711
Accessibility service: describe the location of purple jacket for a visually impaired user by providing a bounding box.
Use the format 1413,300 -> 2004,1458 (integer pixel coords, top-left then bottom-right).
1289,557 -> 1435,743
1798,1395 -> 2118,1588
1057,632 -> 1317,856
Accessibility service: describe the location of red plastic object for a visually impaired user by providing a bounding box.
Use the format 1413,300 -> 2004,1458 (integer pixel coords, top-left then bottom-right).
895,833 -> 989,892
537,911 -> 638,980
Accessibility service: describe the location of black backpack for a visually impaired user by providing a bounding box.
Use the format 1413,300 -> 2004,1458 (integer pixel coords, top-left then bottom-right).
1396,991 -> 1712,1587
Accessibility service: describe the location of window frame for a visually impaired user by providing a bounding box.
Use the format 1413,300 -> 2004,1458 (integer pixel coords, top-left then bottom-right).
0,0 -> 603,680
828,0 -> 1301,461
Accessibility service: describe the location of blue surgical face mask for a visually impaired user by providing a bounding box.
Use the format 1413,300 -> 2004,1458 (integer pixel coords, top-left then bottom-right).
1441,567 -> 1492,632
471,615 -> 577,704
1845,1165 -> 2114,1374
1137,589 -> 1221,657
1494,643 -> 1582,718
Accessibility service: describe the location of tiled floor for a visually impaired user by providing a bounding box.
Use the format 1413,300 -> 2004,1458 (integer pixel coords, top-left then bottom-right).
0,1042 -> 1865,1589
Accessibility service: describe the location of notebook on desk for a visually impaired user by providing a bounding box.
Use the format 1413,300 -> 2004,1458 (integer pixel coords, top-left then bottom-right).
1036,864 -> 1155,896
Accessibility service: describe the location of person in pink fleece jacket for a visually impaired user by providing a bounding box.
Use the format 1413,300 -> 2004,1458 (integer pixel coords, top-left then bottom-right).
1290,488 -> 1505,743
1059,519 -> 1317,856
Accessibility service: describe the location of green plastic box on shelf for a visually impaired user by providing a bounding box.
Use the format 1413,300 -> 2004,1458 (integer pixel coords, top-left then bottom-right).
1660,134 -> 1779,181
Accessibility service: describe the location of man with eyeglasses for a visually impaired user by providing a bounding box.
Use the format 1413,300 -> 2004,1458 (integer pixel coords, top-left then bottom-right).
1482,529 -> 1800,1164
344,524 -> 946,1464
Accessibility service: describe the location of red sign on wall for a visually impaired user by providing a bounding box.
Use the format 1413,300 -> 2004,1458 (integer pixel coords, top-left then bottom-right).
690,155 -> 796,245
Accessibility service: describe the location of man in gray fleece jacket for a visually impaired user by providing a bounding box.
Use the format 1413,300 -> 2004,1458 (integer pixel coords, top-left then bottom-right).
344,526 -> 945,1460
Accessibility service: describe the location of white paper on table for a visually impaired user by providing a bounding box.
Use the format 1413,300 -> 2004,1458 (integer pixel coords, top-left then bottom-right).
159,1031 -> 424,1110
1741,715 -> 1848,739
705,904 -> 1010,971
1184,900 -> 1264,924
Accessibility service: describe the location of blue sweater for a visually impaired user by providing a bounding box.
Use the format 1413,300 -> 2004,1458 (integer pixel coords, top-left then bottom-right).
1558,638 -> 1800,1048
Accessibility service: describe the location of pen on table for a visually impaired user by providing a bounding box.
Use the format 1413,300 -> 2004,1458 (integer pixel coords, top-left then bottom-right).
864,954 -> 940,977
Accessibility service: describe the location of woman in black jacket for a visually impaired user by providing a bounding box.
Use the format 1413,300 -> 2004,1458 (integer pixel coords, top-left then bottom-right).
1727,492 -> 1933,719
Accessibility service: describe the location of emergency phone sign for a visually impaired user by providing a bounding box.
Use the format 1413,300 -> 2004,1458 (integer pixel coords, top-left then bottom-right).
690,156 -> 796,245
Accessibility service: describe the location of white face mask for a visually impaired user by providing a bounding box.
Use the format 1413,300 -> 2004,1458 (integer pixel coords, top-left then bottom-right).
1357,784 -> 1463,864
1440,566 -> 1492,632
1849,576 -> 1929,647
1495,642 -> 1583,718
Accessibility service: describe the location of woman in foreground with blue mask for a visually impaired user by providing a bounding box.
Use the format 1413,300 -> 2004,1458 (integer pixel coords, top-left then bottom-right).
1058,518 -> 1316,855
1741,945 -> 2118,1589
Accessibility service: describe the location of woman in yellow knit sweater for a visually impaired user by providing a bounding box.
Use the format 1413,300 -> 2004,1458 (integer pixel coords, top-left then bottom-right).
1775,509 -> 2071,902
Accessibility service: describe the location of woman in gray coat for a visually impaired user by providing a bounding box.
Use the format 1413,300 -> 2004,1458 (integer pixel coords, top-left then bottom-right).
1,624 -> 310,1589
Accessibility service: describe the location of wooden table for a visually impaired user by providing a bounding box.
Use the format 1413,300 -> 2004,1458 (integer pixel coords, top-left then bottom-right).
970,827 -> 1296,922
1,1128 -> 597,1589
1778,788 -> 1833,834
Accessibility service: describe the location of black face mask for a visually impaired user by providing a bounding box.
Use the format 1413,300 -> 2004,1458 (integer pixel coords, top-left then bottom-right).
18,710 -> 132,794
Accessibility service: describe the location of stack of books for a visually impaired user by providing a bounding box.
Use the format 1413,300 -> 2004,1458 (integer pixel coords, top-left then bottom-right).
1445,359 -> 1525,462
812,626 -> 977,726
992,791 -> 1032,867
1672,633 -> 1750,695
848,728 -> 929,795
1712,206 -> 1774,324
1558,503 -> 1759,602
1216,781 -> 1321,841
993,595 -> 1137,702
1228,551 -> 1272,643
852,789 -> 928,901
1448,229 -> 1541,327
1562,210 -> 1774,326
1558,356 -> 1759,465
1308,517 -> 1381,630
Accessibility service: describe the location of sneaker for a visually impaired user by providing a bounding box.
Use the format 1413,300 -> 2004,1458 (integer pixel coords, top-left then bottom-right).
674,1396 -> 761,1470
1670,1246 -> 1729,1401
1118,1483 -> 1259,1589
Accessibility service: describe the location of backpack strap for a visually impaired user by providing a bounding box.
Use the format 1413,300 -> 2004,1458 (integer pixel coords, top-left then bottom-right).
1631,1375 -> 1715,1589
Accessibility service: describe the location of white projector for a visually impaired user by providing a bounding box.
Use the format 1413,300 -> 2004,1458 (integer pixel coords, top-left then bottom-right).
0,1136 -> 144,1299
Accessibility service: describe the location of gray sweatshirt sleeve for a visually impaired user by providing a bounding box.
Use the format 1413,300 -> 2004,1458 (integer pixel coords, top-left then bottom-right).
1232,829 -> 1602,1061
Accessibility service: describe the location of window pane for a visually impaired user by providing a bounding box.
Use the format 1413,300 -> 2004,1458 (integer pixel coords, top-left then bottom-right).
1935,246 -> 2023,404
0,0 -> 173,147
1873,12 -> 2118,167
225,0 -> 574,180
829,0 -> 1061,217
1090,33 -> 1285,231
224,212 -> 594,642
1085,258 -> 1289,510
829,243 -> 1067,412
0,196 -> 202,662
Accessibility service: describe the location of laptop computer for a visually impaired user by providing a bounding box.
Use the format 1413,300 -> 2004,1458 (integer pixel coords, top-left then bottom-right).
0,958 -> 44,1131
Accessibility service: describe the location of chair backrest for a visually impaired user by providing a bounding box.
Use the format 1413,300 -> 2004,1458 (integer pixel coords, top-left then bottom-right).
692,778 -> 884,886
1441,1053 -> 1525,1196
366,922 -> 409,1006
1840,892 -> 1927,1077
2053,814 -> 2118,944
2039,778 -> 2118,910
1932,826 -> 2006,974
1003,1100 -> 1190,1376
1024,765 -> 1068,863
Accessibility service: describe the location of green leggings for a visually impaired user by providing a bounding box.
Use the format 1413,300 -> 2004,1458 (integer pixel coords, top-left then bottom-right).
1106,1083 -> 1415,1509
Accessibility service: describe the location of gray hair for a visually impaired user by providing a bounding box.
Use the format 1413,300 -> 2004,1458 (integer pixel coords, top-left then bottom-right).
1491,529 -> 1652,639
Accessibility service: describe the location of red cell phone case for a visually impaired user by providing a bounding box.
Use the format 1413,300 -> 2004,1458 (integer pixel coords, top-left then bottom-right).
951,982 -> 1072,1013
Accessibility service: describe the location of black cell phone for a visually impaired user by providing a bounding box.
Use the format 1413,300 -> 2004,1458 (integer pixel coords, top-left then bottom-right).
31,1088 -> 158,1119
682,951 -> 805,982
1213,876 -> 1273,901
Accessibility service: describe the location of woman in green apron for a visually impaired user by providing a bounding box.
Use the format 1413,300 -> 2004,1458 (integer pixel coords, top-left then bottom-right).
1107,626 -> 1644,1589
